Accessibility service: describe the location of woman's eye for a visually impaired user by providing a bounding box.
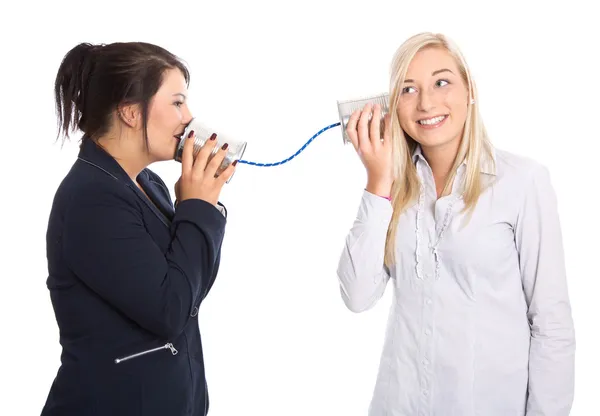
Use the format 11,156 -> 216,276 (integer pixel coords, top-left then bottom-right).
402,86 -> 416,94
436,79 -> 449,87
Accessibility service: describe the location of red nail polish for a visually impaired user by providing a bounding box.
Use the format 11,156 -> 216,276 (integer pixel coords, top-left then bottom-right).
209,133 -> 217,141
188,130 -> 195,138
232,160 -> 238,166
221,143 -> 229,150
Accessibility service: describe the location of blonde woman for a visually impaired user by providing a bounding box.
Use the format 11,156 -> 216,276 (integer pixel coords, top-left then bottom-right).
338,32 -> 575,415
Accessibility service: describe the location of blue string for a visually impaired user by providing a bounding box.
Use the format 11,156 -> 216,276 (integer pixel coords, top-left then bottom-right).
237,122 -> 341,167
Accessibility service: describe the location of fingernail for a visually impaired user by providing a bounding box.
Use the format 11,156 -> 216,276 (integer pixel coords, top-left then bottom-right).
232,160 -> 238,166
188,130 -> 195,138
221,143 -> 229,150
209,133 -> 217,141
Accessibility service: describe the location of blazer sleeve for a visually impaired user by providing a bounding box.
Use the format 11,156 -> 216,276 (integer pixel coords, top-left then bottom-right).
61,182 -> 227,340
146,168 -> 227,218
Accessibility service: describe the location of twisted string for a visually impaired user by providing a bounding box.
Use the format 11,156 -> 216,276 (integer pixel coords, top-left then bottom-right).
237,122 -> 341,167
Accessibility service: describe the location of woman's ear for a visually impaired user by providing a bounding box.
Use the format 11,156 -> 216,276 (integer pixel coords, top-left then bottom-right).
118,104 -> 141,129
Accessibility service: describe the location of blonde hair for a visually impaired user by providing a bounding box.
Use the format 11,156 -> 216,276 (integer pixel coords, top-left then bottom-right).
384,32 -> 495,266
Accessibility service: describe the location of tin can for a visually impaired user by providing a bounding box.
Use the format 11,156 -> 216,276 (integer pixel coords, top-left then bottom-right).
174,118 -> 247,183
337,93 -> 390,144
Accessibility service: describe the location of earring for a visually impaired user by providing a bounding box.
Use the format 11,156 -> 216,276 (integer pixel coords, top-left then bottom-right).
120,112 -> 132,124
470,98 -> 475,104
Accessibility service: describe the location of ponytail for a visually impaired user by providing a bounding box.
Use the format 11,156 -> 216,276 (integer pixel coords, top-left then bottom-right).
54,43 -> 96,140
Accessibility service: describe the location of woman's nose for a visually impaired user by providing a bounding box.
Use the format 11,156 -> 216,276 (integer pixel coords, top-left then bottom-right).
417,90 -> 434,112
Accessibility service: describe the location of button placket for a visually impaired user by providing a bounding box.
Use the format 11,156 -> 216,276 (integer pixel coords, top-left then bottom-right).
418,271 -> 435,413
415,158 -> 461,283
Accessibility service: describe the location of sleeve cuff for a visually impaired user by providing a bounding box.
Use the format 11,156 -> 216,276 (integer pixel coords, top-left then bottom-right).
358,190 -> 394,223
216,202 -> 227,218
174,198 -> 227,231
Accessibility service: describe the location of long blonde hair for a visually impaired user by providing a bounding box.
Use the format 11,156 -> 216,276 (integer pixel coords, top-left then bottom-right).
384,32 -> 495,266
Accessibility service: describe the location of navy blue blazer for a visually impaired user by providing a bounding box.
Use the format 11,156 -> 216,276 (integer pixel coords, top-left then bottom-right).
41,138 -> 227,416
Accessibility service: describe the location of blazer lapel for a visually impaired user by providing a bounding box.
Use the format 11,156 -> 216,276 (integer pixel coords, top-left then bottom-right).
77,138 -> 173,228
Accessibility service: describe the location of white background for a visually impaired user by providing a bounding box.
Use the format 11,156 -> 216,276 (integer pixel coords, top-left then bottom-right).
0,0 -> 597,414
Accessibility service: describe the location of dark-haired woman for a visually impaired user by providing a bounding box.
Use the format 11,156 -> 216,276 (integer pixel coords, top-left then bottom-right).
41,42 -> 237,416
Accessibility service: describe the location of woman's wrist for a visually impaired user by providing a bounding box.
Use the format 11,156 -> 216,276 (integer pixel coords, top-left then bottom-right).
366,181 -> 392,201
364,188 -> 392,201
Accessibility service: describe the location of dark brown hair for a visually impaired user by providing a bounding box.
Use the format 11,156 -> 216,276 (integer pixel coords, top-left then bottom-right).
54,42 -> 190,146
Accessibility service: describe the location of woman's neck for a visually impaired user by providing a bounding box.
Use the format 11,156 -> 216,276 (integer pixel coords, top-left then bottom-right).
97,133 -> 150,183
421,138 -> 461,197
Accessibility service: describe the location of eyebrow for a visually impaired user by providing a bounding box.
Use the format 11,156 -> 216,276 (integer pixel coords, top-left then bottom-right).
404,68 -> 454,83
173,93 -> 187,100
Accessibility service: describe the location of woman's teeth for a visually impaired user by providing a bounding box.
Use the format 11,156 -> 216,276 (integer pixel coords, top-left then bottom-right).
418,115 -> 447,125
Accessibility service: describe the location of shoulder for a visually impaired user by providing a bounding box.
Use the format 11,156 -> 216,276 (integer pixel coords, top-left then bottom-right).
58,162 -> 141,216
490,148 -> 557,214
493,147 -> 551,186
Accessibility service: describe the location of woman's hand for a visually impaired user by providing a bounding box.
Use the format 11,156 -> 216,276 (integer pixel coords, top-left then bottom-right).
175,130 -> 237,206
346,103 -> 394,197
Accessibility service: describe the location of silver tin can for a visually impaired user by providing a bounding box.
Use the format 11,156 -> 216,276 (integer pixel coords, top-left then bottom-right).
336,93 -> 390,144
174,118 -> 247,183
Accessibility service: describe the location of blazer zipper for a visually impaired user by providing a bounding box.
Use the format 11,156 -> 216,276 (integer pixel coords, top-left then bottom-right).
114,343 -> 178,364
